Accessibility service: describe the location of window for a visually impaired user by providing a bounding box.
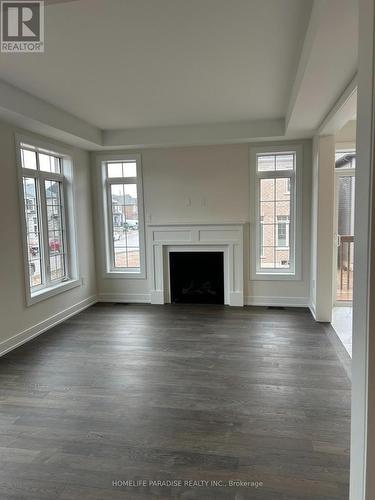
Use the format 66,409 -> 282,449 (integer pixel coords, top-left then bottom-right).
250,145 -> 302,279
16,136 -> 79,305
102,155 -> 145,276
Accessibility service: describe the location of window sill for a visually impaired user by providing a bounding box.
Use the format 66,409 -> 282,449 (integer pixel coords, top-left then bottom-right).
27,278 -> 81,306
251,271 -> 299,281
104,270 -> 146,279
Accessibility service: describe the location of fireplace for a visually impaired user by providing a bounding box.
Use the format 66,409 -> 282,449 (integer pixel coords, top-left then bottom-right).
169,251 -> 224,304
148,224 -> 244,306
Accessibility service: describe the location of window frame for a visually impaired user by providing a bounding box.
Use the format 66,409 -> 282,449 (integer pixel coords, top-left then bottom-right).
250,144 -> 303,280
16,134 -> 80,306
99,153 -> 146,279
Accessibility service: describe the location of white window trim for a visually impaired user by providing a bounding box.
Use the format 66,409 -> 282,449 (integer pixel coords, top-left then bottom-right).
249,144 -> 303,281
96,153 -> 146,279
15,133 -> 80,306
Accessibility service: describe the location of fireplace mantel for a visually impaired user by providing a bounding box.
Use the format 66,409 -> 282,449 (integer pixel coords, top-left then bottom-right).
147,223 -> 244,306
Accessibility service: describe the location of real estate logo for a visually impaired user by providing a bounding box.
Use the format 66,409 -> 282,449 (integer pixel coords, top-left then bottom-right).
1,1 -> 44,52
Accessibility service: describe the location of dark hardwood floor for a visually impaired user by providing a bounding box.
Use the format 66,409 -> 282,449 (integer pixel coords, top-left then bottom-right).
0,304 -> 351,499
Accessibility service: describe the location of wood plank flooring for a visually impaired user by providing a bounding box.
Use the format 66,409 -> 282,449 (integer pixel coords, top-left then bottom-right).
0,304 -> 351,499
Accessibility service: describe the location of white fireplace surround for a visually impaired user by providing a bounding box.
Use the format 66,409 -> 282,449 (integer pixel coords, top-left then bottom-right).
147,224 -> 244,306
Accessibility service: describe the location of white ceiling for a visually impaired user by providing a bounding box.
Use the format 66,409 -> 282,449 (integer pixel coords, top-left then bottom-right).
0,0 -> 312,129
0,0 -> 358,148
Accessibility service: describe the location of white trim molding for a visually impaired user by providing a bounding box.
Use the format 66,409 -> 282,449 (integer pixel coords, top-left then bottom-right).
246,295 -> 310,307
0,296 -> 97,358
98,293 -> 151,303
147,223 -> 244,307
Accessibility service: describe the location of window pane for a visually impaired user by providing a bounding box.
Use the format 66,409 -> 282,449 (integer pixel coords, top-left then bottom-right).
45,180 -> 66,281
125,205 -> 138,223
114,247 -> 140,269
45,180 -> 61,205
127,248 -> 140,268
47,205 -> 63,231
49,254 -> 65,281
112,212 -> 124,230
38,153 -> 61,173
276,154 -> 294,171
108,163 -> 123,178
262,224 -> 275,247
29,259 -> 42,287
277,217 -> 289,247
275,178 -> 291,200
260,247 -> 275,269
51,156 -> 61,174
21,149 -> 37,170
124,184 -> 137,205
23,177 -> 43,287
114,248 -> 128,268
126,227 -> 139,247
276,201 -> 290,218
123,162 -> 137,177
257,155 -> 275,172
260,178 -> 275,201
49,231 -> 64,254
107,162 -> 137,178
39,153 -> 51,172
260,202 -> 275,224
276,249 -> 290,268
111,183 -> 124,201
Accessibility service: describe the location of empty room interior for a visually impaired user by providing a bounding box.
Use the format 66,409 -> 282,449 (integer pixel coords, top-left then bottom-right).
1,0 -> 375,499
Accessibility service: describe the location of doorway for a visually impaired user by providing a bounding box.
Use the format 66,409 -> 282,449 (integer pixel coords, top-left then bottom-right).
332,151 -> 355,356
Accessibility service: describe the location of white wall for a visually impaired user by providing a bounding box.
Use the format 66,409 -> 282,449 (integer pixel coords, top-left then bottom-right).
310,135 -> 335,321
93,140 -> 312,306
0,120 -> 97,354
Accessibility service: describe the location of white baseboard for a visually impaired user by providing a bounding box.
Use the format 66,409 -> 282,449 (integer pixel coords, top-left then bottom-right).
100,293 -> 309,308
309,302 -> 317,319
98,293 -> 151,304
245,296 -> 310,307
229,291 -> 244,307
0,295 -> 97,358
150,290 -> 164,304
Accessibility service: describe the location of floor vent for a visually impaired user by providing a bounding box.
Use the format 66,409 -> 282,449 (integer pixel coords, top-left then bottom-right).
267,306 -> 285,310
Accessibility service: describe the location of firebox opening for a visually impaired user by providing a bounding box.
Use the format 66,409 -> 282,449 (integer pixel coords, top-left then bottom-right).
169,251 -> 224,304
